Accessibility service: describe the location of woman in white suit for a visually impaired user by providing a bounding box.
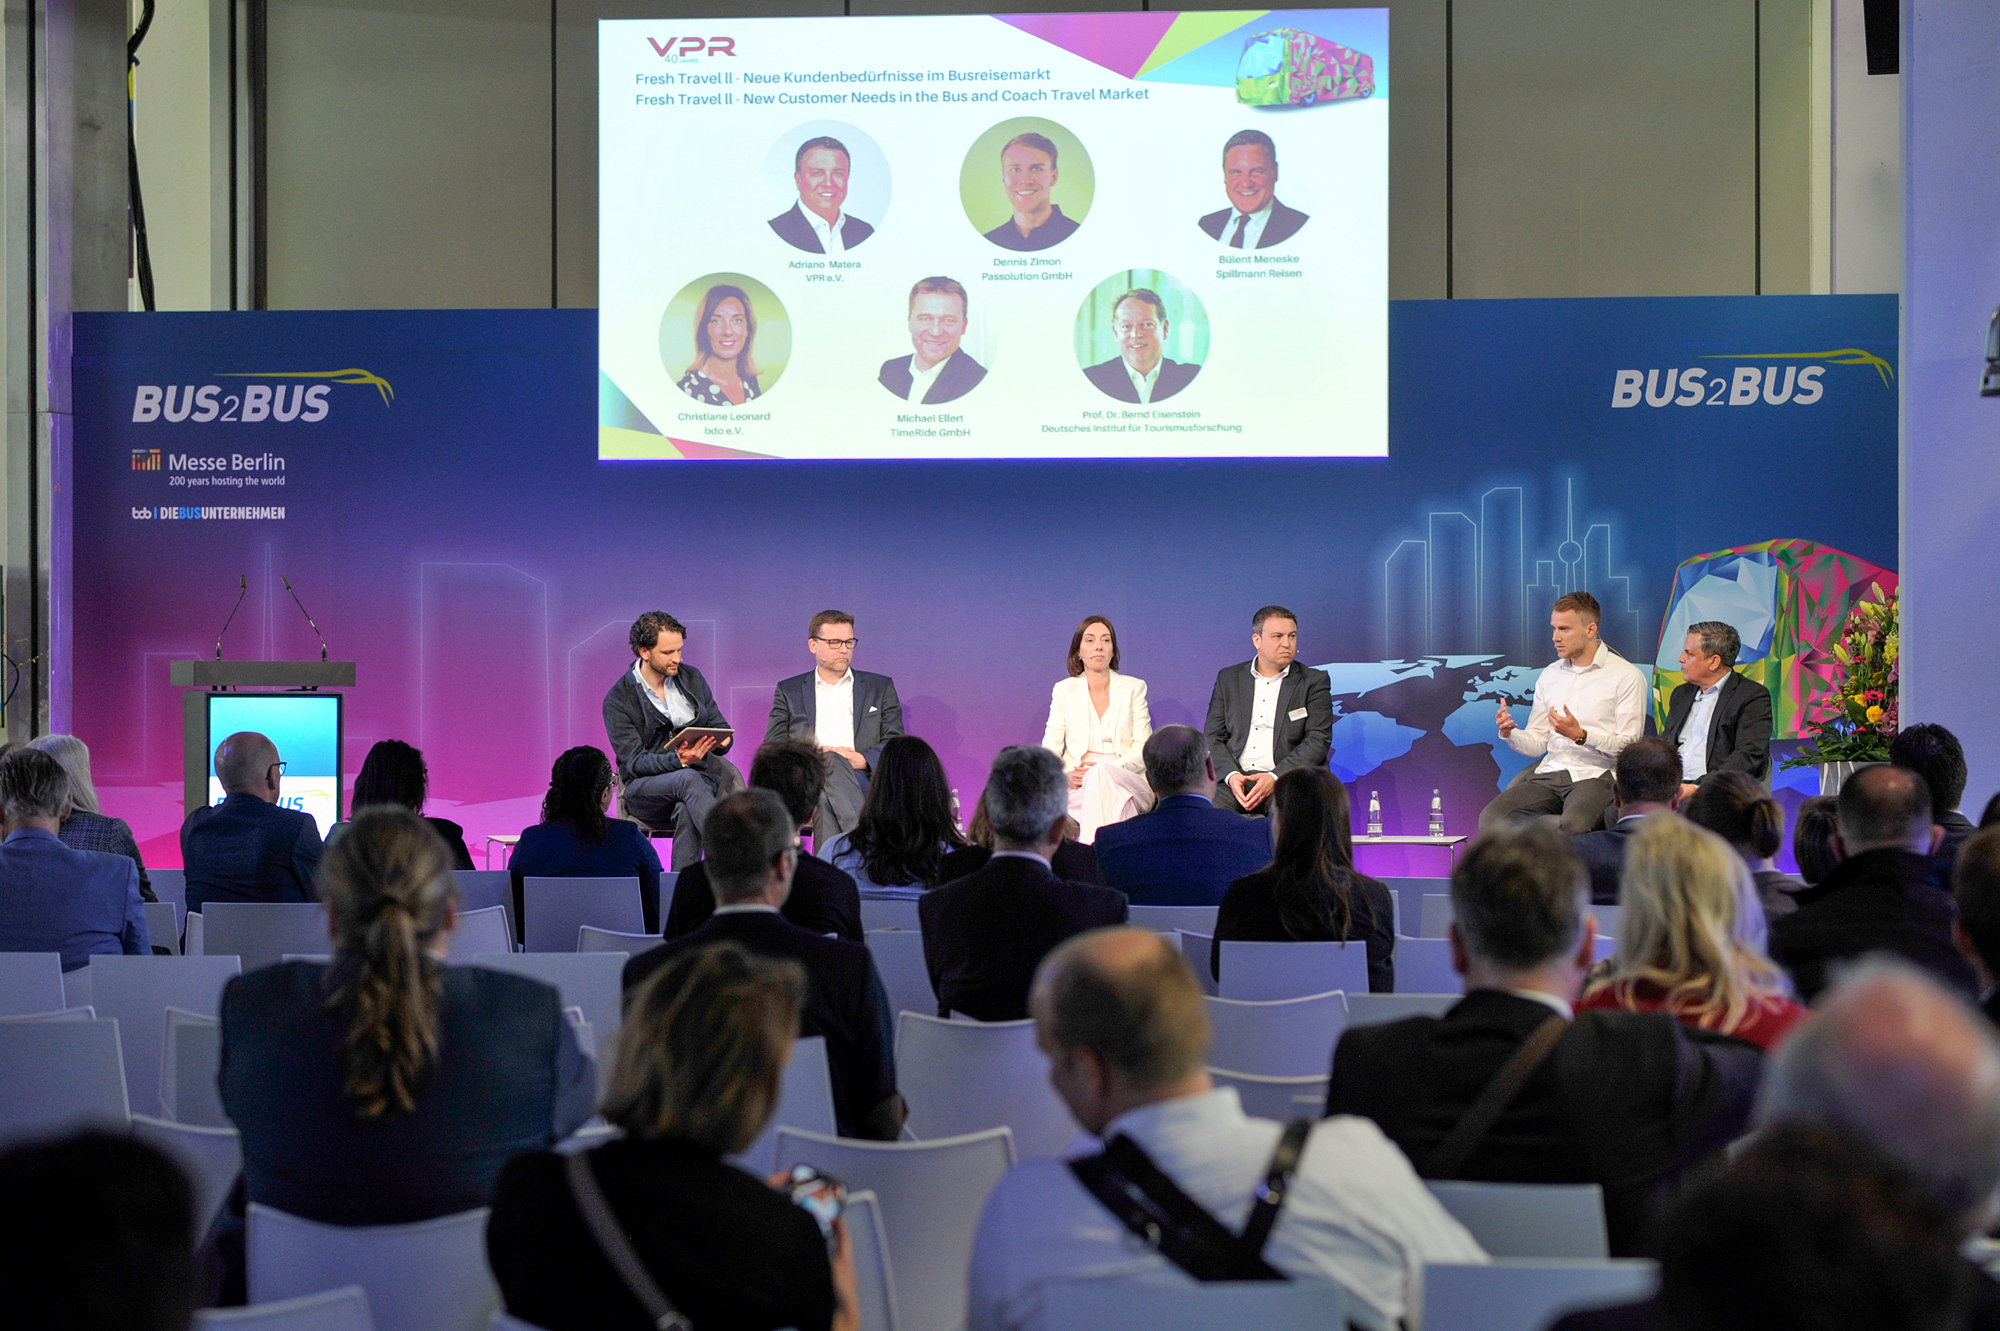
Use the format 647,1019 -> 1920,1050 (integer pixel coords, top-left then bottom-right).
1042,615 -> 1155,843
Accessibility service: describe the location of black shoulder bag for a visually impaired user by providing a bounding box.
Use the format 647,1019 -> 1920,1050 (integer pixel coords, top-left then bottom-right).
1424,1013 -> 1570,1179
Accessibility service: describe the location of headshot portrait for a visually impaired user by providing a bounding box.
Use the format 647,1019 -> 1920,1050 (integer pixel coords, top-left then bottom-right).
878,276 -> 989,406
959,118 -> 1094,253
762,121 -> 890,255
1198,129 -> 1311,250
1074,271 -> 1208,406
660,273 -> 791,406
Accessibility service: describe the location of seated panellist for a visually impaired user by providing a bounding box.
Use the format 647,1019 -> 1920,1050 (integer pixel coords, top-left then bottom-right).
1660,619 -> 1773,799
765,610 -> 904,841
1094,725 -> 1271,907
1042,614 -> 1155,843
1202,605 -> 1333,817
603,610 -> 744,871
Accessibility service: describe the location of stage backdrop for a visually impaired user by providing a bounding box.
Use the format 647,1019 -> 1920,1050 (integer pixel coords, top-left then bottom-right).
72,294 -> 1897,872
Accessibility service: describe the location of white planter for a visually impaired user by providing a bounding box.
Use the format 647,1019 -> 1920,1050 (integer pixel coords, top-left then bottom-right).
1817,761 -> 1885,797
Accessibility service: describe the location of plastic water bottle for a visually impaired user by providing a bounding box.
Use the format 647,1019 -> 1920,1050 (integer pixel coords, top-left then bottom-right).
1429,790 -> 1445,837
950,787 -> 962,833
1366,791 -> 1383,836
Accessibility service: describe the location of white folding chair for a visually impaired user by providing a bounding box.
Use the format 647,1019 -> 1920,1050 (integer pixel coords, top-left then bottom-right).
859,898 -> 922,933
132,1114 -> 242,1234
1422,1259 -> 1658,1331
775,1127 -> 1013,1331
520,877 -> 643,953
1126,904 -> 1220,937
186,911 -> 205,956
89,954 -> 242,1126
452,869 -> 511,916
732,1035 -> 835,1176
1381,877 -> 1448,936
1591,904 -> 1622,939
1426,1181 -> 1611,1258
150,868 -> 188,914
1177,931 -> 1218,997
144,901 -> 182,954
487,1316 -> 543,1331
64,963 -> 95,1009
248,1203 -> 498,1331
0,952 -> 65,1016
577,926 -> 653,954
1216,940 -> 1369,1002
1345,992 -> 1458,1027
472,952 -> 624,1092
0,1016 -> 129,1144
1040,1276 -> 1345,1330
1419,893 -> 1454,938
162,1006 -> 229,1126
866,929 -> 937,1020
3,1005 -> 96,1020
844,1189 -> 899,1331
1391,936 -> 1465,994
203,903 -> 334,973
895,1013 -> 1076,1159
1206,1068 -> 1329,1121
443,906 -> 512,962
1203,991 -> 1349,1077
194,1286 -> 375,1331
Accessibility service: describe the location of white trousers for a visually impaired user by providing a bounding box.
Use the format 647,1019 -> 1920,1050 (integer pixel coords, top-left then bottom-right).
1068,761 -> 1155,844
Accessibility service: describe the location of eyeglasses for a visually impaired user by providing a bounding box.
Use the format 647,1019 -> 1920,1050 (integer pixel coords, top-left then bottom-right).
814,638 -> 858,649
267,762 -> 286,777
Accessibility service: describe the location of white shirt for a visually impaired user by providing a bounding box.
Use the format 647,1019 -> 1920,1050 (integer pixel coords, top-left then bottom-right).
1505,643 -> 1645,780
1125,360 -> 1162,404
806,207 -> 845,255
1238,663 -> 1288,773
1678,678 -> 1724,781
968,1088 -> 1486,1331
712,903 -> 779,917
906,353 -> 947,404
814,668 -> 856,752
1500,987 -> 1575,1019
989,850 -> 1052,870
632,660 -> 696,730
1222,202 -> 1273,250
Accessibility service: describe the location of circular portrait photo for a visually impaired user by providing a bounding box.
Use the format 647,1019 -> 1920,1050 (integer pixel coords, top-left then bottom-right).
1074,271 -> 1209,405
659,274 -> 792,407
1198,128 -> 1312,250
760,121 -> 892,256
959,118 -> 1094,253
876,275 -> 997,407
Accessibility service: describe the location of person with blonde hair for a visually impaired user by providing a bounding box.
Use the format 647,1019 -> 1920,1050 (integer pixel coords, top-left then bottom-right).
1579,814 -> 1805,1050
30,733 -> 153,901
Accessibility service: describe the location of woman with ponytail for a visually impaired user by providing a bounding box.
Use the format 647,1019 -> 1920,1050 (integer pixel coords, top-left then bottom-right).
1211,768 -> 1396,991
510,745 -> 665,935
1683,770 -> 1806,922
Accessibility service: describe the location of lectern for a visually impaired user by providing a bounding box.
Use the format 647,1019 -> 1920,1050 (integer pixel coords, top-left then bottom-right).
171,660 -> 356,833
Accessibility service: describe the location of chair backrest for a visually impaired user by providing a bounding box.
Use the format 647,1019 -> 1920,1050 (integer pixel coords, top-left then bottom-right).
731,1035 -> 835,1176
895,1013 -> 1076,1159
1426,1181 -> 1611,1259
487,1315 -> 543,1331
1345,992 -> 1458,1028
1206,1068 -> 1330,1122
162,1006 -> 229,1126
443,906 -> 512,963
1422,1259 -> 1658,1331
471,952 -> 625,1092
1039,1276 -> 1346,1330
844,1189 -> 899,1331
62,963 -> 95,1009
859,898 -> 923,933
576,926 -> 654,954
1126,904 -> 1220,937
1203,991 -> 1349,1077
194,1285 -> 375,1331
186,910 -> 205,956
0,1017 -> 129,1144
1419,893 -> 1454,938
1177,930 -> 1218,997
0,952 -> 65,1016
865,929 -> 937,1020
248,1203 -> 498,1331
132,1113 -> 244,1235
1390,936 -> 1465,995
203,903 -> 334,974
774,1127 -> 1014,1331
451,869 -> 511,916
1591,904 -> 1621,939
89,954 -> 243,1124
144,901 -> 182,955
1216,940 -> 1369,1002
1380,877 -> 1448,936
151,868 -> 188,913
4,1005 -> 96,1020
520,877 -> 643,953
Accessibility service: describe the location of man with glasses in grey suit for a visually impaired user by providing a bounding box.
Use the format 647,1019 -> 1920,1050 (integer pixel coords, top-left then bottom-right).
765,610 -> 905,839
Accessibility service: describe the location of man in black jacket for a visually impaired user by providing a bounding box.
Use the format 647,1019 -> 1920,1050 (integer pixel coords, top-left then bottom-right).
1769,764 -> 1976,1003
1569,738 -> 1682,904
602,611 -> 743,870
1203,605 -> 1334,816
1952,828 -> 2000,1030
1660,620 -> 1774,798
182,731 -> 322,915
1893,723 -> 1978,881
625,789 -> 903,1140
1325,824 -> 1762,1256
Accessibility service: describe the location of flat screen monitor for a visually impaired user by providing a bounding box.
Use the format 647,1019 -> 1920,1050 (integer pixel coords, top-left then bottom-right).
206,693 -> 343,837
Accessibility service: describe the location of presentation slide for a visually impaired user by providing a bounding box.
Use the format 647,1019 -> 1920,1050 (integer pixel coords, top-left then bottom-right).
207,694 -> 343,836
598,9 -> 1387,461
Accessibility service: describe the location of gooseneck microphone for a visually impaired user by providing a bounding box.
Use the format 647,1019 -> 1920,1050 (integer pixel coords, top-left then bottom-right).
280,575 -> 330,662
214,574 -> 247,660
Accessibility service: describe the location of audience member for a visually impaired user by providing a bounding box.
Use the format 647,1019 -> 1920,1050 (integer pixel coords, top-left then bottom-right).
1569,737 -> 1683,904
603,610 -> 744,871
818,734 -> 968,896
490,943 -> 858,1331
968,928 -> 1483,1331
345,738 -> 475,868
1794,794 -> 1842,884
181,730 -> 322,914
1950,827 -> 2000,1028
1212,768 -> 1395,991
1769,765 -> 1975,1002
0,1132 -> 196,1331
1578,816 -> 1805,1050
1894,723 -> 1977,881
921,746 -> 1127,1021
1094,725 -> 1271,906
1982,792 -> 2000,830
219,808 -> 593,1227
937,794 -> 1104,885
31,733 -> 153,901
625,790 -> 904,1140
663,741 -> 861,942
1685,770 -> 1805,921
510,746 -> 664,938
1325,824 -> 1763,1256
0,746 -> 148,970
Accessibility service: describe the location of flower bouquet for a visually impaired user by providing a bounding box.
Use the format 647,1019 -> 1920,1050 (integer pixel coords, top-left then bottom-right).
1780,587 -> 1899,770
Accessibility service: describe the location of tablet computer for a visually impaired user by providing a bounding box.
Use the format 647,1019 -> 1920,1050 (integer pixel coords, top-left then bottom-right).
667,727 -> 733,747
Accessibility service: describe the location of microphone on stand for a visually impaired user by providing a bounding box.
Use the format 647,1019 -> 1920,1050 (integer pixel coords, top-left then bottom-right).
214,574 -> 247,660
280,575 -> 329,663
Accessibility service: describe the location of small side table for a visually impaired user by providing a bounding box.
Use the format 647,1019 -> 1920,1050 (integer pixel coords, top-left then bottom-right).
485,834 -> 520,870
1352,834 -> 1469,872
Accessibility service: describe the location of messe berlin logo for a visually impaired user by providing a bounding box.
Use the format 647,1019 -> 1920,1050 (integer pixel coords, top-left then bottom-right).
130,367 -> 395,424
1610,347 -> 1894,409
131,449 -> 161,471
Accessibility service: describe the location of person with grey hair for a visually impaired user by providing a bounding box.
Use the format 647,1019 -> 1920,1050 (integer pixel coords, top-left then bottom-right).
1661,619 -> 1773,797
624,789 -> 905,1140
180,730 -> 322,916
30,733 -> 153,901
920,746 -> 1128,1021
0,746 -> 148,971
1095,724 -> 1273,905
1327,824 -> 1763,1256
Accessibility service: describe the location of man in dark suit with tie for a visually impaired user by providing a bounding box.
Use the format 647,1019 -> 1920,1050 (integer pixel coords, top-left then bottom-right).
1081,288 -> 1201,404
1203,605 -> 1334,816
767,135 -> 875,254
181,730 -> 323,915
1326,825 -> 1763,1257
921,746 -> 1128,1021
625,789 -> 904,1140
1891,723 -> 1977,881
765,610 -> 904,839
1197,129 -> 1310,250
1659,621 -> 1773,800
1569,738 -> 1683,904
1095,726 -> 1272,906
877,276 -> 987,406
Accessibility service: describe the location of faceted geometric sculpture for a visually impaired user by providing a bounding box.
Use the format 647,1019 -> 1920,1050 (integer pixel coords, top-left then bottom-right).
1651,540 -> 1898,739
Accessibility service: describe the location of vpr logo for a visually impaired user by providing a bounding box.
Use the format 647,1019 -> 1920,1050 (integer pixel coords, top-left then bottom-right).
648,35 -> 736,59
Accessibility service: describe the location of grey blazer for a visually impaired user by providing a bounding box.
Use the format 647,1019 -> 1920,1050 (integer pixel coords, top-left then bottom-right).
764,670 -> 905,770
1203,660 -> 1335,778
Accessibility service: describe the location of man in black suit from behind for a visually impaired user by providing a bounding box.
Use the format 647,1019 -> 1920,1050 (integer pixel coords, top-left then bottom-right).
920,746 -> 1128,1022
1325,824 -> 1762,1257
1570,738 -> 1683,905
1893,723 -> 1978,882
1953,828 -> 2000,1031
624,789 -> 904,1140
1659,620 -> 1774,801
1093,726 -> 1272,907
1203,604 -> 1334,816
181,731 -> 322,916
1197,129 -> 1310,250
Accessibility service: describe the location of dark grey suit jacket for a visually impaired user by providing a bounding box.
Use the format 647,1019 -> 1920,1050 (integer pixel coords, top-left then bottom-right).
1660,670 -> 1773,782
878,349 -> 987,405
602,664 -> 732,786
767,202 -> 874,253
1082,356 -> 1201,404
764,669 -> 904,770
1204,660 -> 1334,778
1198,198 -> 1310,248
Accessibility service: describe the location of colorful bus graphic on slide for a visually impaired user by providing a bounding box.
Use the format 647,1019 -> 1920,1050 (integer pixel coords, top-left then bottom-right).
1235,29 -> 1375,108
